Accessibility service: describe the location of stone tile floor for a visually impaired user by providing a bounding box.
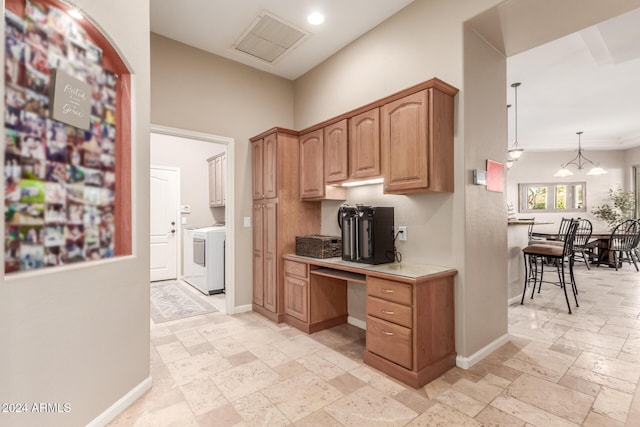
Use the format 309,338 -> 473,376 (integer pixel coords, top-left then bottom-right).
110,267 -> 640,426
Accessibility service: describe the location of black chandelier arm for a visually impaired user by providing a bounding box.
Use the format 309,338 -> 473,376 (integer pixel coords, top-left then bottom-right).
560,151 -> 598,170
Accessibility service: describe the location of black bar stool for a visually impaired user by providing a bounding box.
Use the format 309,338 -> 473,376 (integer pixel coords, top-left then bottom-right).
521,220 -> 579,314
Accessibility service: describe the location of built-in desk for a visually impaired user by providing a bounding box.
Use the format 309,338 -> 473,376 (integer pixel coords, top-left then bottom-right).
281,254 -> 457,388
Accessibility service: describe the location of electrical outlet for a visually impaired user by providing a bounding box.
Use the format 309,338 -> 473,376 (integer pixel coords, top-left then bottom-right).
398,226 -> 407,241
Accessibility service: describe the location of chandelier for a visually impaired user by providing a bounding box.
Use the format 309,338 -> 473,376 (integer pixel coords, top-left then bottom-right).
508,82 -> 524,160
554,131 -> 607,177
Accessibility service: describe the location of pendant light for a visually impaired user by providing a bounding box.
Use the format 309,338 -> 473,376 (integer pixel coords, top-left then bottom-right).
554,131 -> 607,177
508,82 -> 525,159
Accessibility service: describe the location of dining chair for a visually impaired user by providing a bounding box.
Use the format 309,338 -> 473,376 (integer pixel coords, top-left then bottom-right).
529,217 -> 572,247
608,219 -> 640,271
521,220 -> 579,314
572,218 -> 593,270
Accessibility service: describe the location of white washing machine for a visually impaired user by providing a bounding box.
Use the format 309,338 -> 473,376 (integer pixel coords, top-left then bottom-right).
183,226 -> 225,295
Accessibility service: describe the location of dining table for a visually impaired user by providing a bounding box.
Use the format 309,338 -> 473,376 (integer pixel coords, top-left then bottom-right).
530,231 -> 615,267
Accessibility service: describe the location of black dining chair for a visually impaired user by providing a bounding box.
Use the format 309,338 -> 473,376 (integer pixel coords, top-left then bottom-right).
521,220 -> 579,314
573,218 -> 593,270
608,219 -> 640,271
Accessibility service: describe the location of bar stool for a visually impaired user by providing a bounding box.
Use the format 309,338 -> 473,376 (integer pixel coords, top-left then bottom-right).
521,220 -> 579,314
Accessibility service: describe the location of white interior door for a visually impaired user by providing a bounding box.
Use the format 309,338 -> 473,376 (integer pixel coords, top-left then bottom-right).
150,166 -> 179,281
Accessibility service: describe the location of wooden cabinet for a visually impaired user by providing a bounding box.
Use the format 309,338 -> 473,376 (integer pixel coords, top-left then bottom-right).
349,108 -> 380,179
208,152 -> 226,207
280,254 -> 457,388
250,128 -> 321,322
299,129 -> 324,200
252,200 -> 276,312
324,119 -> 348,183
283,260 -> 309,322
299,128 -> 347,201
381,86 -> 455,194
252,132 -> 277,200
366,277 -> 413,369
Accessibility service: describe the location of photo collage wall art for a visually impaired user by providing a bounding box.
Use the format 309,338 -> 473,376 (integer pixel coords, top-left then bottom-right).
4,0 -> 118,273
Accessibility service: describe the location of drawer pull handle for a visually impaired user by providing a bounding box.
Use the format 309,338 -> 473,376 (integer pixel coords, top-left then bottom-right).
381,288 -> 394,294
381,310 -> 395,315
381,330 -> 394,336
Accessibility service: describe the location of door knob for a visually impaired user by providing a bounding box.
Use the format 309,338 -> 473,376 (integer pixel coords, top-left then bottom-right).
170,229 -> 175,234
171,221 -> 175,226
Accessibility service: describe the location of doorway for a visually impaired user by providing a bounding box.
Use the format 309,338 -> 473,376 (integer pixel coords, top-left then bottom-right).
150,125 -> 236,315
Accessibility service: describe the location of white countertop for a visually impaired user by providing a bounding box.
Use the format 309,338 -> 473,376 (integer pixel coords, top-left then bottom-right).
285,255 -> 456,280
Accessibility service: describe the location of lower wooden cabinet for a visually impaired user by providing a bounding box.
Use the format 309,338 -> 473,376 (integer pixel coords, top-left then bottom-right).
284,276 -> 308,322
366,315 -> 412,369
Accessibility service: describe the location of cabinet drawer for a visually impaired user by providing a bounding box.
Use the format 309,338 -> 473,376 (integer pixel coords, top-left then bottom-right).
367,296 -> 412,328
284,260 -> 308,279
366,315 -> 412,369
367,277 -> 412,305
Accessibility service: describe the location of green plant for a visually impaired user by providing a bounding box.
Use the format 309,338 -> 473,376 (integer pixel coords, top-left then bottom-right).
591,187 -> 635,229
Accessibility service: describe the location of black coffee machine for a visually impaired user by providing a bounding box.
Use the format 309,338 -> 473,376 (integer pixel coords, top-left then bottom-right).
337,205 -> 395,264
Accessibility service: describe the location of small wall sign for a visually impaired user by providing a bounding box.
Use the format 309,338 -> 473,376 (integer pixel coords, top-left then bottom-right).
50,69 -> 92,130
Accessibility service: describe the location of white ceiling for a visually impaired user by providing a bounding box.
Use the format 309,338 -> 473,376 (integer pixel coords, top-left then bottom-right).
150,1 -> 640,152
150,0 -> 414,80
506,7 -> 640,152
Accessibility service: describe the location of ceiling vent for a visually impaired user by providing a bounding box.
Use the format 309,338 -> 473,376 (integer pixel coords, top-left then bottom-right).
233,11 -> 309,64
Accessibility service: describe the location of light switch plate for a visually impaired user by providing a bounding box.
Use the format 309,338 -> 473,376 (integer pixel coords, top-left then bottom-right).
244,217 -> 251,227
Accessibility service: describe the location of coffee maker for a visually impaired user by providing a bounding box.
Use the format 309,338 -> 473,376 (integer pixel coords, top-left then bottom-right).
337,205 -> 395,264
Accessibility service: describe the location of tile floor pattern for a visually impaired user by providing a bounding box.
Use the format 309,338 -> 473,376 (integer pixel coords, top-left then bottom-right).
110,268 -> 640,426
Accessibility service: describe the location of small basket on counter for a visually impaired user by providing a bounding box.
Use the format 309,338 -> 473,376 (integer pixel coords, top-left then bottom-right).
295,235 -> 341,259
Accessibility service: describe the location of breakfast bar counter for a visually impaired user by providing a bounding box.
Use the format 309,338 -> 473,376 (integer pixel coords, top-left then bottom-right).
281,254 -> 457,388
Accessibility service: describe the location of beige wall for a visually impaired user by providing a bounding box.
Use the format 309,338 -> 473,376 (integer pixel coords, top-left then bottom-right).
150,34 -> 295,307
0,0 -> 151,425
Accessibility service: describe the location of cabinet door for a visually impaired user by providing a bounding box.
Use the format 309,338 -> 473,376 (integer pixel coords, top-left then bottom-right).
252,202 -> 264,306
324,120 -> 348,183
381,90 -> 429,193
300,129 -> 324,199
263,200 -> 278,313
252,139 -> 264,200
349,108 -> 380,179
221,154 -> 226,205
214,155 -> 223,205
284,276 -> 308,322
208,159 -> 217,207
263,133 -> 278,199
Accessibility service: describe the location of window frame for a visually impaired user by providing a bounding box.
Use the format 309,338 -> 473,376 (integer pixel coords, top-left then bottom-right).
518,182 -> 587,213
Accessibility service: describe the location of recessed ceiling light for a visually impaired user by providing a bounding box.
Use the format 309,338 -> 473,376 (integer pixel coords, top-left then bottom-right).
307,12 -> 324,25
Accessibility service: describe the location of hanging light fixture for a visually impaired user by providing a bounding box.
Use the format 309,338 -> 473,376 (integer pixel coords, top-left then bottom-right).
554,131 -> 607,177
508,82 -> 525,159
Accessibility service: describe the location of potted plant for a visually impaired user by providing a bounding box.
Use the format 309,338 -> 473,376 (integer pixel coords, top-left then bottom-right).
591,187 -> 636,229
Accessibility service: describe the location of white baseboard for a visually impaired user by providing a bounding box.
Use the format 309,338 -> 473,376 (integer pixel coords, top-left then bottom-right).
234,304 -> 253,314
348,316 -> 366,330
456,333 -> 511,369
87,376 -> 152,427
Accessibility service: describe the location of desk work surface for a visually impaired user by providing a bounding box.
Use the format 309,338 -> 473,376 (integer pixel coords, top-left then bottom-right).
283,254 -> 456,280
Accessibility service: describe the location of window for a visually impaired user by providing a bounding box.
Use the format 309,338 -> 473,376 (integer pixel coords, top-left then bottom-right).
519,182 -> 586,213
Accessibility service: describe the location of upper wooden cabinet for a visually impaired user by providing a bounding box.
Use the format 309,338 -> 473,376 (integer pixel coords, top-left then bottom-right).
299,129 -> 324,199
208,152 -> 226,207
299,127 -> 347,201
381,85 -> 455,194
252,132 -> 278,200
324,119 -> 348,183
349,108 -> 380,179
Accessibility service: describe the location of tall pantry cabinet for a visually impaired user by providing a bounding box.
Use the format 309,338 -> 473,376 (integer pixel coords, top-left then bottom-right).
250,128 -> 320,322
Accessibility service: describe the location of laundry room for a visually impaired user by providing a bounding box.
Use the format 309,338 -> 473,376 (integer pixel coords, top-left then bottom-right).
149,129 -> 230,322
